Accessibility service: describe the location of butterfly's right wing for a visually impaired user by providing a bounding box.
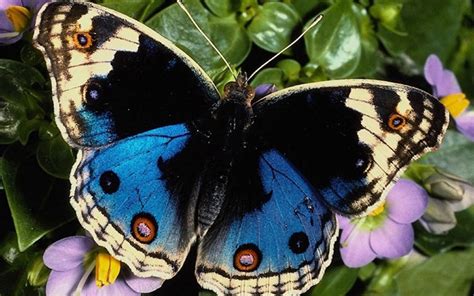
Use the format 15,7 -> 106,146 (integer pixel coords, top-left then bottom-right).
34,2 -> 219,148
251,80 -> 449,216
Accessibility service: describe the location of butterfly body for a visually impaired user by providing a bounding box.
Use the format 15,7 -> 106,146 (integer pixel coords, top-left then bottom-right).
34,2 -> 449,295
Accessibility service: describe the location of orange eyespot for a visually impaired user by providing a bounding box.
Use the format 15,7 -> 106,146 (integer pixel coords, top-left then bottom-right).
73,32 -> 93,49
233,244 -> 261,272
131,214 -> 157,244
388,113 -> 406,130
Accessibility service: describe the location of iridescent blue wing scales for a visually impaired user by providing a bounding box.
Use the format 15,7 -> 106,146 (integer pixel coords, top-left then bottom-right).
71,124 -> 197,278
196,150 -> 337,295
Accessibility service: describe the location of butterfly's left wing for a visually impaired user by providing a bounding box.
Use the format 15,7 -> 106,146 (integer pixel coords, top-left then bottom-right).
251,79 -> 449,215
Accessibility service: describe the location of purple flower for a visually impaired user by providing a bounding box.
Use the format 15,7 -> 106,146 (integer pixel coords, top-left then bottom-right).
424,54 -> 474,141
43,236 -> 163,295
255,84 -> 277,100
0,0 -> 50,45
337,179 -> 428,268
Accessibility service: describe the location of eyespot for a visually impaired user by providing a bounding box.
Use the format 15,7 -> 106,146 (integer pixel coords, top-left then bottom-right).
289,232 -> 309,254
233,244 -> 262,272
388,113 -> 406,131
83,81 -> 103,105
100,171 -> 120,194
73,32 -> 93,49
131,213 -> 158,244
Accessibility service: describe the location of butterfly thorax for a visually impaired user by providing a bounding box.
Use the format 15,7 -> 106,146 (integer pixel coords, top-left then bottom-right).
192,74 -> 257,234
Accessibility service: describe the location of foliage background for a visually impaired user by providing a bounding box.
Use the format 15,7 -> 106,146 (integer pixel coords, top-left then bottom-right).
0,0 -> 473,295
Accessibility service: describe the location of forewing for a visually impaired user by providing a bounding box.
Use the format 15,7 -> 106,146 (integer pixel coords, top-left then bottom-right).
33,2 -> 219,148
251,80 -> 449,215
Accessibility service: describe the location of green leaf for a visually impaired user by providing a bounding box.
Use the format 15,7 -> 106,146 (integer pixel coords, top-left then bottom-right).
308,266 -> 359,296
0,59 -> 45,89
37,133 -> 75,180
369,0 -> 405,33
248,2 -> 301,53
20,44 -> 44,67
204,0 -> 242,17
276,59 -> 301,82
377,24 -> 409,56
420,130 -> 474,184
358,262 -> 376,281
0,144 -> 74,251
0,61 -> 47,120
415,206 -> 474,255
399,0 -> 467,67
101,0 -> 165,21
140,0 -> 166,21
17,119 -> 47,145
249,68 -> 285,89
0,100 -> 27,144
0,234 -> 46,296
289,0 -> 325,18
147,0 -> 250,73
395,247 -> 474,296
304,0 -> 362,78
350,4 -> 379,77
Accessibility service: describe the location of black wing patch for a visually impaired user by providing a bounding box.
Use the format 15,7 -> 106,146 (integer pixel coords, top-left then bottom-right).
34,2 -> 219,147
251,80 -> 449,215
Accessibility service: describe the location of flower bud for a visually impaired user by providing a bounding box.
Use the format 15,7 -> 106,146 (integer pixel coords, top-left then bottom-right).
419,198 -> 457,234
424,169 -> 472,202
27,256 -> 50,287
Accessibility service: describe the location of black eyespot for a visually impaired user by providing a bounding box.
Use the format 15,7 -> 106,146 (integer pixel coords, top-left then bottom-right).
84,81 -> 103,105
100,171 -> 120,194
289,232 -> 309,254
354,144 -> 373,174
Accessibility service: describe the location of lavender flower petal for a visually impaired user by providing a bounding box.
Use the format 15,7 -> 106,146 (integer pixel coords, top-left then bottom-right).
437,71 -> 462,97
337,215 -> 351,229
387,179 -> 428,224
254,84 -> 277,99
423,54 -> 461,97
339,224 -> 376,268
43,236 -> 94,271
124,272 -> 163,293
46,269 -> 84,296
369,219 -> 414,258
82,275 -> 139,296
0,0 -> 22,10
424,55 -> 444,87
456,111 -> 474,141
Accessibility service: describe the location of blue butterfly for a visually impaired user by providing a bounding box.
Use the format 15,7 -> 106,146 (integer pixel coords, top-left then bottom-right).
34,2 -> 449,295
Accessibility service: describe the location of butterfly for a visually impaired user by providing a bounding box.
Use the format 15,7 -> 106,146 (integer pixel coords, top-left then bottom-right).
33,1 -> 449,295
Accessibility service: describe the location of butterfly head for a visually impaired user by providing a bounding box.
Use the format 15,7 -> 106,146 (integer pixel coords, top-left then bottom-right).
223,72 -> 255,106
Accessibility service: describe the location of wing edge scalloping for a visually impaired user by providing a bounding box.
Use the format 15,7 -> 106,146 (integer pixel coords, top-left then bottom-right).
32,1 -> 219,149
69,147 -> 198,280
346,100 -> 449,219
196,218 -> 338,296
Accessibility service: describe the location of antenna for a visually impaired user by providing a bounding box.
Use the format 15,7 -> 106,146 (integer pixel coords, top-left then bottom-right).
177,0 -> 238,80
246,14 -> 324,82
